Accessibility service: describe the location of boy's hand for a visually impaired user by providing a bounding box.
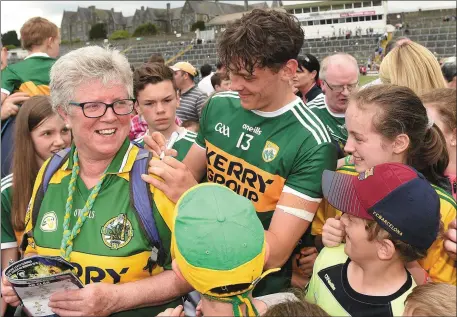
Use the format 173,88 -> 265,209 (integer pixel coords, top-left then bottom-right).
322,215 -> 345,248
1,92 -> 30,120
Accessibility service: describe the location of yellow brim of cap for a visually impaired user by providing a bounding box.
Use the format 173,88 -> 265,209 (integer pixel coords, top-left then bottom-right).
174,237 -> 280,297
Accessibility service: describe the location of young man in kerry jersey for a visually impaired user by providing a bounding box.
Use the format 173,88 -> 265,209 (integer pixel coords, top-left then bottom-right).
142,9 -> 337,296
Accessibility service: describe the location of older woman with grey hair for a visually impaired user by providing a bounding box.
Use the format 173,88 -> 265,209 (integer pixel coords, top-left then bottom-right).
1,46 -> 190,316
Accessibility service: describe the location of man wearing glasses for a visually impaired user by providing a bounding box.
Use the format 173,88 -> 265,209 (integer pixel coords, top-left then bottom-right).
305,53 -> 359,159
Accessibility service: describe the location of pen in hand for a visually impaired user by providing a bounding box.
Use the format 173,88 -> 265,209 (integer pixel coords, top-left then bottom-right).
160,131 -> 179,160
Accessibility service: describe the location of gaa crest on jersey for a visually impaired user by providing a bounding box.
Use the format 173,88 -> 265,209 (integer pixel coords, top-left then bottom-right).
262,141 -> 279,162
40,211 -> 58,232
358,167 -> 374,180
101,213 -> 133,250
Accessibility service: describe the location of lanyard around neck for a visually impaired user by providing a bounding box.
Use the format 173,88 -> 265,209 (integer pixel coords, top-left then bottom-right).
60,149 -> 108,261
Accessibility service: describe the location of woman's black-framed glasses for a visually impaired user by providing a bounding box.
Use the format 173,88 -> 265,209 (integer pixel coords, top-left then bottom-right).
69,99 -> 136,118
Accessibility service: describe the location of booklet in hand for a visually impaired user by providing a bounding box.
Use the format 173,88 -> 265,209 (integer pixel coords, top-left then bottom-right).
5,255 -> 83,317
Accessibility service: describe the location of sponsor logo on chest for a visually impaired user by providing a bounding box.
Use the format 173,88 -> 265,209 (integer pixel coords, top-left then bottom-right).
242,124 -> 262,135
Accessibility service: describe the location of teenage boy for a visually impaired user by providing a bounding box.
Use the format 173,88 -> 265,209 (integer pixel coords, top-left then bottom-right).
305,163 -> 440,317
133,62 -> 196,161
210,72 -> 231,92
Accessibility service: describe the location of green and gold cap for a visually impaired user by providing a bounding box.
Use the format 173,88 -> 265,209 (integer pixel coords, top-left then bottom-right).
171,183 -> 279,316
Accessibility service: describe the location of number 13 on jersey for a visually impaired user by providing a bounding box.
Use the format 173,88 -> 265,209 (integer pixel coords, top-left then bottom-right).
236,132 -> 254,150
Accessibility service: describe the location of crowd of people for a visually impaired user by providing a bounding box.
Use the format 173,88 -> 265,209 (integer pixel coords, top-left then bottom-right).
0,9 -> 456,317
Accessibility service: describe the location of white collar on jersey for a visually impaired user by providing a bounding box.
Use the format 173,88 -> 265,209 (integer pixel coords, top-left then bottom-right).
251,96 -> 302,118
24,52 -> 50,60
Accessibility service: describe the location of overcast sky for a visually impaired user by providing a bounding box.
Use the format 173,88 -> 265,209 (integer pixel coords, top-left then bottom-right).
1,1 -> 456,35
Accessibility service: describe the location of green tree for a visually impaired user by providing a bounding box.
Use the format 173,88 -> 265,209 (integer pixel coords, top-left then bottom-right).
1,30 -> 21,47
132,23 -> 158,37
89,23 -> 107,40
191,21 -> 206,31
109,30 -> 130,40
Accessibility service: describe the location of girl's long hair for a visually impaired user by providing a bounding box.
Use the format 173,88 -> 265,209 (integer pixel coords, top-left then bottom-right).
12,96 -> 54,231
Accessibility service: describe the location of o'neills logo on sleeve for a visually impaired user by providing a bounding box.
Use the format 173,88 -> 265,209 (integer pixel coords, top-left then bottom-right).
206,141 -> 286,212
372,211 -> 403,236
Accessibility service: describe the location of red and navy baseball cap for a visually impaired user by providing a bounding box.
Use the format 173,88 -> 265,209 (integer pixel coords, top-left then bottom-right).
322,163 -> 440,250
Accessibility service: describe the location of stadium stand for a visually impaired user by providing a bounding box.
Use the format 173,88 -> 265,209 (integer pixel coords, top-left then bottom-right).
6,8 -> 456,71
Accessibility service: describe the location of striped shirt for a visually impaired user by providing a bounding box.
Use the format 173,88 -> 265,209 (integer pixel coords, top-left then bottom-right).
176,85 -> 208,122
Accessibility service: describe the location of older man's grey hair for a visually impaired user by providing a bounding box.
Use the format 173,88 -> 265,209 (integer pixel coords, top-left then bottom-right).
319,53 -> 358,81
50,46 -> 133,113
441,56 -> 456,83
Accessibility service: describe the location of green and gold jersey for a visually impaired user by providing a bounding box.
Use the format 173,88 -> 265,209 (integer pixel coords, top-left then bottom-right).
305,245 -> 415,317
134,128 -> 197,162
306,93 -> 347,157
196,91 -> 336,227
1,174 -> 21,250
1,53 -> 55,96
195,91 -> 337,295
23,139 -> 180,316
312,165 -> 457,285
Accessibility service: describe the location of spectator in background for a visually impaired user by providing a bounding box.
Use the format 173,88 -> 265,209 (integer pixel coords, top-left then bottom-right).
171,61 -> 207,122
1,17 -> 59,108
133,62 -> 197,162
441,56 -> 456,88
129,54 -> 181,140
148,54 -> 165,64
361,36 -> 411,89
421,88 -> 456,200
379,41 -> 447,95
1,17 -> 60,178
210,72 -> 231,92
306,53 -> 359,158
293,54 -> 322,103
181,120 -> 199,133
215,60 -> 226,75
197,63 -> 215,95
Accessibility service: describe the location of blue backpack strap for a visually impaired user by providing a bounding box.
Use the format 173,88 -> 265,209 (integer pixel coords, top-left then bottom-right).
130,148 -> 165,273
22,148 -> 70,251
42,148 -> 71,192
